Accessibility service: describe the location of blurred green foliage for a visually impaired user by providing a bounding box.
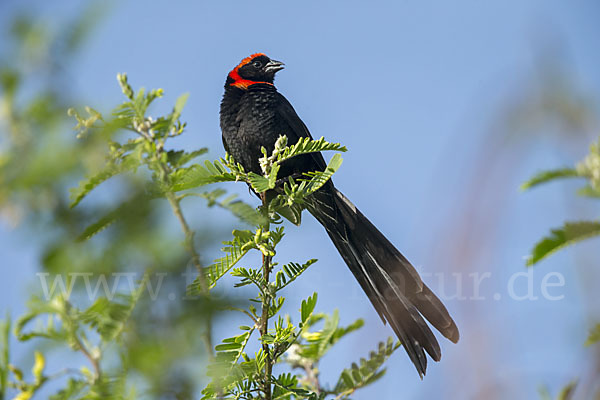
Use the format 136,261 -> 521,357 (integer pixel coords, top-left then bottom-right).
522,137 -> 600,266
522,120 -> 600,400
0,5 -> 222,399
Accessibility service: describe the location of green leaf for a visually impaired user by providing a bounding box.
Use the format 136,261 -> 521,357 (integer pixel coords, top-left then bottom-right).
527,221 -> 600,266
585,323 -> 600,346
300,293 -> 318,326
276,136 -> 347,165
334,337 -> 400,396
76,192 -> 151,241
557,381 -> 577,400
170,159 -> 237,192
70,152 -> 141,208
79,290 -> 140,343
520,168 -> 580,191
167,148 -> 208,168
300,309 -> 339,360
274,202 -> 303,226
302,153 -> 343,195
269,297 -> 286,318
172,93 -> 189,121
188,231 -> 253,294
275,153 -> 343,210
232,267 -> 266,291
247,172 -> 273,193
272,373 -> 313,400
203,330 -> 254,398
275,259 -> 317,291
332,318 -> 364,342
268,163 -> 281,189
297,312 -> 364,369
31,351 -> 45,385
187,189 -> 265,226
14,297 -> 71,343
219,196 -> 265,226
78,215 -> 115,242
577,185 -> 600,198
133,87 -> 146,118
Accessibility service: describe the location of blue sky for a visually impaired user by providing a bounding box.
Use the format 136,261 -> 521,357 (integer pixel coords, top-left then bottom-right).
1,0 -> 599,398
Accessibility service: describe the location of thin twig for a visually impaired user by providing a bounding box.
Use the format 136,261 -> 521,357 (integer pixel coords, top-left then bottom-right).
74,336 -> 101,381
334,390 -> 354,400
162,171 -> 213,358
140,123 -> 213,358
226,306 -> 259,325
302,362 -> 321,395
258,192 -> 273,400
164,191 -> 206,287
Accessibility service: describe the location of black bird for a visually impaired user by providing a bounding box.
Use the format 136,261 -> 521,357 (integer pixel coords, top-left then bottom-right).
220,53 -> 459,377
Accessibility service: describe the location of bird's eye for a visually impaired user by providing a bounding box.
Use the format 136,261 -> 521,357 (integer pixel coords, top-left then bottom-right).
252,61 -> 262,68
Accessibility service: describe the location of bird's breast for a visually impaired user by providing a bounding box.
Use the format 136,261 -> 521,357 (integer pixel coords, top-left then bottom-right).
220,87 -> 282,174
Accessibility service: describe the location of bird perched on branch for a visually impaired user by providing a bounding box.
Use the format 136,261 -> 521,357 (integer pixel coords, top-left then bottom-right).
220,53 -> 459,377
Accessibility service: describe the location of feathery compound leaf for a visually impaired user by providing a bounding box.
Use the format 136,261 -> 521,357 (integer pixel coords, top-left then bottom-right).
298,312 -> 364,366
170,159 -> 237,192
527,221 -> 600,266
76,195 -> 149,241
520,168 -> 580,191
232,267 -> 266,290
203,330 -> 254,398
276,136 -> 347,165
332,318 -> 364,342
171,93 -> 189,122
247,169 -> 277,193
272,374 -> 312,399
219,196 -> 265,226
186,189 -> 265,226
70,153 -> 141,208
166,148 -> 208,168
78,210 -> 119,242
187,230 -> 254,295
274,202 -> 304,226
15,296 -> 74,343
334,337 -> 400,396
302,153 -> 343,195
274,153 -> 344,209
300,293 -> 318,326
79,277 -> 146,343
275,259 -> 317,291
211,331 -> 252,368
300,308 -> 339,360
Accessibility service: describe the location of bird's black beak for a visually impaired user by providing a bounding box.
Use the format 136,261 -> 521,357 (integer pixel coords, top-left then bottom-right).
265,59 -> 285,73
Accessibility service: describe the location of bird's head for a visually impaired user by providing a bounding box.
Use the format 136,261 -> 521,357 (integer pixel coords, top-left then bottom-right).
226,53 -> 285,90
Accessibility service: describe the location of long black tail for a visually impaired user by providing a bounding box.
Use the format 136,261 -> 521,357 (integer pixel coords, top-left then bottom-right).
307,186 -> 459,377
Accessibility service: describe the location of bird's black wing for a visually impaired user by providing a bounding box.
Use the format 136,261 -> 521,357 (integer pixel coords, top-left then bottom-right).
274,92 -> 328,173
273,89 -> 459,378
